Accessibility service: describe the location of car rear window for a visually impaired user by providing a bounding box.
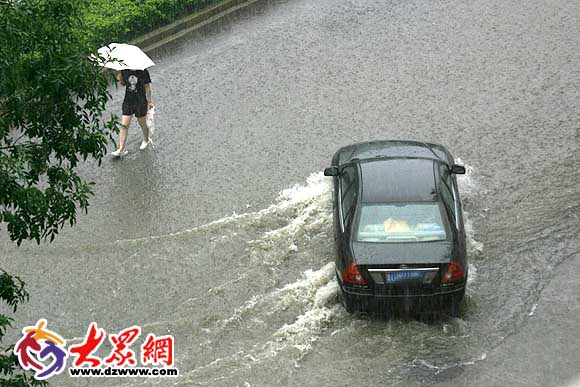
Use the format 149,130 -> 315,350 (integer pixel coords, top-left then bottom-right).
355,203 -> 448,243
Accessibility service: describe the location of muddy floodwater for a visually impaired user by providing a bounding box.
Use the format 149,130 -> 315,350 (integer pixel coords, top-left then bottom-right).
1,0 -> 580,386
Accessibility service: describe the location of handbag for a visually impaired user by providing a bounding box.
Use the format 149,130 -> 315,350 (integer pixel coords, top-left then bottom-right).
146,106 -> 155,136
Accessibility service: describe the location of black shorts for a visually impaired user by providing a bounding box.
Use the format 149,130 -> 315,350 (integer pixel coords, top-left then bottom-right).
122,103 -> 148,118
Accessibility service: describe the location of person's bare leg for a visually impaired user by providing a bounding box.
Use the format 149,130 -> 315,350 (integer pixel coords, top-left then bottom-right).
119,115 -> 132,151
137,115 -> 149,142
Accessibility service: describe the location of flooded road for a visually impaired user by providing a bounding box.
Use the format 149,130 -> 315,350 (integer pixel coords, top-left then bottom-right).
1,0 -> 580,385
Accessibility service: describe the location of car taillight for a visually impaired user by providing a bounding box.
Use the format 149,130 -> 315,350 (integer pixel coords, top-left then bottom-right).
441,261 -> 464,284
343,263 -> 367,286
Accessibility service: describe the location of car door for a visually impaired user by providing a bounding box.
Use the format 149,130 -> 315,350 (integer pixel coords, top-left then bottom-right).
451,169 -> 467,260
337,164 -> 358,271
438,165 -> 456,220
439,163 -> 467,261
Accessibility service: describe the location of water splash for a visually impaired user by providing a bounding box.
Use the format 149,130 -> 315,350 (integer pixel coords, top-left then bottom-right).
186,264 -> 340,382
455,158 -> 478,197
465,214 -> 484,255
114,171 -> 332,246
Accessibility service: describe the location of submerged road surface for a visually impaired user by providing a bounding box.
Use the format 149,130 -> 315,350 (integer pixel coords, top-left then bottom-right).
1,0 -> 580,386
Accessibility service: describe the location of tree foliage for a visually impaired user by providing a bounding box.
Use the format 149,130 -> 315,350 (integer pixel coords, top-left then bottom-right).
0,0 -> 119,245
1,0 -> 119,384
0,271 -> 47,386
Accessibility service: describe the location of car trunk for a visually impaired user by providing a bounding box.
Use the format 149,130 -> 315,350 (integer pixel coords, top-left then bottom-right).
351,241 -> 454,296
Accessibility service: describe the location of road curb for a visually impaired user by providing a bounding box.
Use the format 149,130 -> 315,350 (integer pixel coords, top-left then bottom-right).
132,0 -> 260,53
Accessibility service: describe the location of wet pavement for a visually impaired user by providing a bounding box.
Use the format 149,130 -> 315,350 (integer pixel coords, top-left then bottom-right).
1,0 -> 580,385
436,250 -> 580,387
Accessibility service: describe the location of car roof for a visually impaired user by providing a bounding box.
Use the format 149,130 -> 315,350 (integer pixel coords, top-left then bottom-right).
359,158 -> 437,203
335,140 -> 451,166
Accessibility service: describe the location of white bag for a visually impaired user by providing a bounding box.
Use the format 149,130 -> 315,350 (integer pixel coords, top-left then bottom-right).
146,106 -> 155,136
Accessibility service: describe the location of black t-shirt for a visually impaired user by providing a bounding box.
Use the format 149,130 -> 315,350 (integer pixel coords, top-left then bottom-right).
122,69 -> 151,107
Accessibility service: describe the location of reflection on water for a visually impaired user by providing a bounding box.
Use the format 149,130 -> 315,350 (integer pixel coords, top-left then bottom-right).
110,151 -> 165,238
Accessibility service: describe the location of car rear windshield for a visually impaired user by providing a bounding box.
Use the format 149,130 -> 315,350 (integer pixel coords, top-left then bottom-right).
355,203 -> 449,243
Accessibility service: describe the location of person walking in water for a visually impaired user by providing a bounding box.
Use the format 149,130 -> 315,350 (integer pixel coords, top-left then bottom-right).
111,69 -> 154,156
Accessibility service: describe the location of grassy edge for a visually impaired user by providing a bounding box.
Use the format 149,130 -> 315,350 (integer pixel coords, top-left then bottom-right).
83,0 -> 223,46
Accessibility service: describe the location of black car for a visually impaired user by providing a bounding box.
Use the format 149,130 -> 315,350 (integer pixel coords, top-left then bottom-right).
324,140 -> 467,316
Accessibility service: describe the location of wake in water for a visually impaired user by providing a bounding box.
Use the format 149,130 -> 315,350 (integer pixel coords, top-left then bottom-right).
98,162 -> 489,387
168,164 -> 486,386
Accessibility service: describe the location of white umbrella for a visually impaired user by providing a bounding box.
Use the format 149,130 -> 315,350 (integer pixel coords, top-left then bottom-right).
97,43 -> 155,71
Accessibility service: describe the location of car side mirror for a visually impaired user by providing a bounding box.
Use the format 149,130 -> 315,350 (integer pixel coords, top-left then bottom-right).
324,166 -> 339,176
450,164 -> 466,174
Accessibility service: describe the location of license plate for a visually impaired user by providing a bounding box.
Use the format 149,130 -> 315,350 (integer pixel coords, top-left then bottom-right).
386,271 -> 424,283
